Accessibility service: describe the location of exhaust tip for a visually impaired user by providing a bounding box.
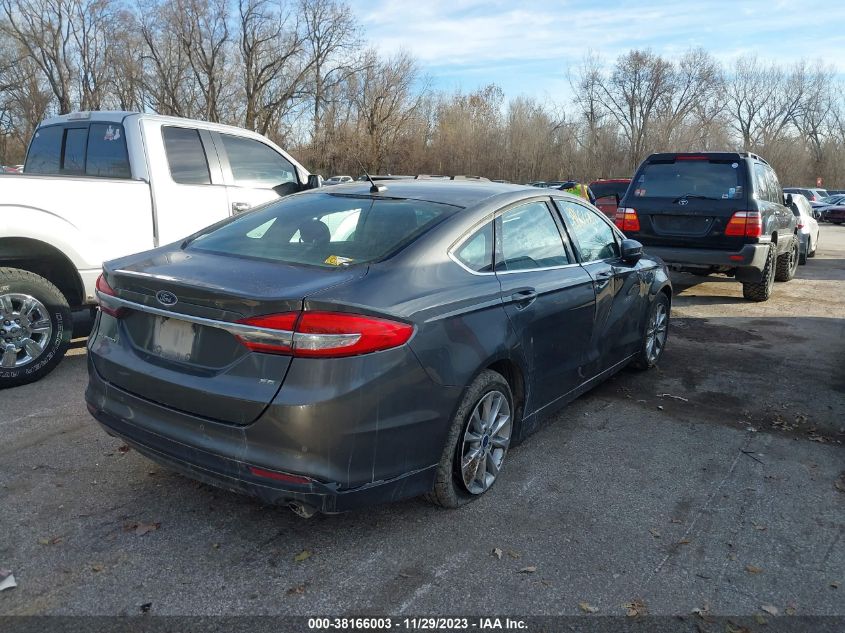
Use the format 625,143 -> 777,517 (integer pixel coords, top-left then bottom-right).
288,501 -> 318,519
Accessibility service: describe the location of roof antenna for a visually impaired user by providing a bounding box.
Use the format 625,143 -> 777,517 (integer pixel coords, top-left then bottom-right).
353,155 -> 386,193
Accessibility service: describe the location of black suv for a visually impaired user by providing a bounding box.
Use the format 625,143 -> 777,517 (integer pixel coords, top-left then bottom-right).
617,152 -> 799,301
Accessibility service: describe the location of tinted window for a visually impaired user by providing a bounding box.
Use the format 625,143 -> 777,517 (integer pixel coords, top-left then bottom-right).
632,159 -> 743,199
219,134 -> 297,188
62,127 -> 87,174
765,168 -> 782,204
86,123 -> 130,178
590,181 -> 629,199
189,194 -> 458,268
163,127 -> 211,184
497,201 -> 569,271
754,164 -> 774,202
25,125 -> 63,174
454,223 -> 494,272
558,200 -> 619,262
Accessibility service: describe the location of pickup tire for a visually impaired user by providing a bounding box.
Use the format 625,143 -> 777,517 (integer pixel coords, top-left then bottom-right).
0,267 -> 72,389
775,236 -> 799,282
742,245 -> 775,302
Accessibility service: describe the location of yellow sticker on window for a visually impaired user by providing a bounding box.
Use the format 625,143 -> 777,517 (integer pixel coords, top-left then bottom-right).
324,255 -> 354,266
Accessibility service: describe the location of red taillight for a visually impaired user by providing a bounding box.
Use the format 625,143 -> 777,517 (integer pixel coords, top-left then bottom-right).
614,208 -> 640,232
675,155 -> 708,161
724,211 -> 762,238
248,466 -> 312,485
796,222 -> 804,229
95,273 -> 124,317
236,311 -> 414,358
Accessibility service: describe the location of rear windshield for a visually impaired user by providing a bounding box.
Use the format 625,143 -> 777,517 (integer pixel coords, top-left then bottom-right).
590,181 -> 630,200
188,193 -> 459,268
632,160 -> 743,200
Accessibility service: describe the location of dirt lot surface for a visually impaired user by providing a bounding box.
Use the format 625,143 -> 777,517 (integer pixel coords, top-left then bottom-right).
1,226 -> 843,619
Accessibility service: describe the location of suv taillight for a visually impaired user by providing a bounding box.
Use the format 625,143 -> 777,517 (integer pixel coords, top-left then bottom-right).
724,211 -> 762,238
236,311 -> 414,358
614,208 -> 640,232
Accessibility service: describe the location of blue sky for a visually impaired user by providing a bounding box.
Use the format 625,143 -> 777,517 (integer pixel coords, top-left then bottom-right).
351,0 -> 845,102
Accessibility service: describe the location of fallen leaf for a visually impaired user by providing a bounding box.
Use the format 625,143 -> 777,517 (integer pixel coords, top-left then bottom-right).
649,528 -> 661,538
670,518 -> 682,524
91,563 -> 105,573
398,572 -> 412,579
746,565 -> 763,574
212,543 -> 220,549
293,549 -> 312,562
0,569 -> 16,592
117,444 -> 131,454
491,547 -> 503,560
830,581 -> 840,589
752,522 -> 767,531
139,602 -> 152,613
623,599 -> 647,617
677,538 -> 691,545
506,550 -> 520,559
38,536 -> 63,545
579,601 -> 598,614
761,604 -> 779,616
785,606 -> 796,616
517,566 -> 537,574
691,606 -> 708,618
128,522 -> 160,536
286,583 -> 307,595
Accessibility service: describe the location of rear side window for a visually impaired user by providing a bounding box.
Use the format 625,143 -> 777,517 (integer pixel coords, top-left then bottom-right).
189,194 -> 458,268
162,126 -> 211,185
453,223 -> 494,272
86,123 -> 130,178
25,126 -> 63,174
632,159 -> 743,200
754,164 -> 774,202
219,134 -> 297,188
496,201 -> 570,271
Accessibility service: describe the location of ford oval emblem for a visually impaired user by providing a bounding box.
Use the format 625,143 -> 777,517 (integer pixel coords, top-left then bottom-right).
156,290 -> 178,306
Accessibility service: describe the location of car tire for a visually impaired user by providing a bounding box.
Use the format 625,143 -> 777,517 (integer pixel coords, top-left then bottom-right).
775,236 -> 799,281
0,267 -> 72,389
426,370 -> 514,509
742,245 -> 775,302
632,292 -> 670,370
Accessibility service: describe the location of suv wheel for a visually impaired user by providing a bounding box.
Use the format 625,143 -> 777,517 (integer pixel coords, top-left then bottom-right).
426,370 -> 514,508
742,245 -> 776,302
775,236 -> 799,281
0,268 -> 72,389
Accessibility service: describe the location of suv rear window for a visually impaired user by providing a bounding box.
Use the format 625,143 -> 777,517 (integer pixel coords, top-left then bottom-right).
633,159 -> 743,200
188,193 -> 459,268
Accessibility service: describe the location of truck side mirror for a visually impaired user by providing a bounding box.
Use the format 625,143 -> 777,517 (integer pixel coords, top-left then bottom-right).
306,174 -> 323,189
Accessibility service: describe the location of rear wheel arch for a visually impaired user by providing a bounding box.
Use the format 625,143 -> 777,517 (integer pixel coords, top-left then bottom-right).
0,238 -> 83,307
486,358 -> 526,431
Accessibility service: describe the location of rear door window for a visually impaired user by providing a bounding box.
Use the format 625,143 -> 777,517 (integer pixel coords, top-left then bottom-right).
632,159 -> 743,200
86,123 -> 130,178
496,201 -> 570,271
162,126 -> 211,185
218,134 -> 297,189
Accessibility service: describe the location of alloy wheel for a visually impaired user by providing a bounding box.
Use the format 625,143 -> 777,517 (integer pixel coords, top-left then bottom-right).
645,302 -> 668,364
459,390 -> 512,495
0,293 -> 53,369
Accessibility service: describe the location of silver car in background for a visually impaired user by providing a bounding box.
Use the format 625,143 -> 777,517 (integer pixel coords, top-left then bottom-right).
789,193 -> 820,264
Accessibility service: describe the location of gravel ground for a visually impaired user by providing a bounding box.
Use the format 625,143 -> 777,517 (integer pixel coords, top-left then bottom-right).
1,226 -> 843,619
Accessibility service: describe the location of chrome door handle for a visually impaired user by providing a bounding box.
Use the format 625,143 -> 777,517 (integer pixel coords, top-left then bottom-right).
232,202 -> 251,214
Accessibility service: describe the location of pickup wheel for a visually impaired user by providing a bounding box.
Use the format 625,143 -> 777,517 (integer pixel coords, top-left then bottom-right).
0,268 -> 72,389
741,245 -> 775,302
775,236 -> 799,281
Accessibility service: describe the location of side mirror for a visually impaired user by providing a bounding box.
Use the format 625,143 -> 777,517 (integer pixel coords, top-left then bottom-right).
784,193 -> 793,207
306,174 -> 323,189
621,239 -> 643,263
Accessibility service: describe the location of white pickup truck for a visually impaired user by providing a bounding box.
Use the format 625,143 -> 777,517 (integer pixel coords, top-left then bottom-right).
0,111 -> 319,388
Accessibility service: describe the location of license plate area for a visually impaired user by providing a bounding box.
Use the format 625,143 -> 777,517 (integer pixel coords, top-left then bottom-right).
651,214 -> 714,236
151,317 -> 196,362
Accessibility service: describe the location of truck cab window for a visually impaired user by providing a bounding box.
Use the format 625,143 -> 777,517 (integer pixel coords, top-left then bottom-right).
25,126 -> 63,174
62,128 -> 87,175
162,126 -> 211,185
86,123 -> 130,178
219,134 -> 298,189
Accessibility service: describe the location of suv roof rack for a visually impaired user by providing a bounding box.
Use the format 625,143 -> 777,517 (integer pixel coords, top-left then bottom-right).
414,175 -> 490,181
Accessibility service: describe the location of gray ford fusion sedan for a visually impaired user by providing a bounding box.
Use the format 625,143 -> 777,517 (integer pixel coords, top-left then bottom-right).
86,180 -> 672,516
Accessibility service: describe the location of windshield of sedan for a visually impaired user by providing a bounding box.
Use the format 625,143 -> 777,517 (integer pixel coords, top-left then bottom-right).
632,159 -> 744,199
187,193 -> 460,268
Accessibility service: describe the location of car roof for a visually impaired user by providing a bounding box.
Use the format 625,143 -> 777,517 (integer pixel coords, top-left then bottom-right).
318,179 -> 532,208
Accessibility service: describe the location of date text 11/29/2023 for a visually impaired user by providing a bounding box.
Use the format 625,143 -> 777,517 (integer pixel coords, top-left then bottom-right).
307,617 -> 528,630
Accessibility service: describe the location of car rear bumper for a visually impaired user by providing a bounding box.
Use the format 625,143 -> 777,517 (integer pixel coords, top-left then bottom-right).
85,353 -> 457,513
643,244 -> 769,280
